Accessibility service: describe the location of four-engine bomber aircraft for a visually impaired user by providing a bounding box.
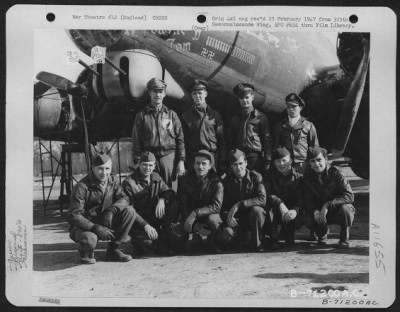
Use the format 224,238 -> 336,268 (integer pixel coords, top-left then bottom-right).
34,29 -> 370,178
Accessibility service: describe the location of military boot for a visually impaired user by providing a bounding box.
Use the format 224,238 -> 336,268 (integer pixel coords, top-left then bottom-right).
79,250 -> 96,264
106,246 -> 132,262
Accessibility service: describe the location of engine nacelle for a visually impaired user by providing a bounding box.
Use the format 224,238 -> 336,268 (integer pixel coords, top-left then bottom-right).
94,49 -> 185,103
34,87 -> 74,136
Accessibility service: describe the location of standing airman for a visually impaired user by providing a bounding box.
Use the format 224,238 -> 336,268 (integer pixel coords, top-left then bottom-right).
181,79 -> 226,172
131,78 -> 186,189
229,83 -> 272,175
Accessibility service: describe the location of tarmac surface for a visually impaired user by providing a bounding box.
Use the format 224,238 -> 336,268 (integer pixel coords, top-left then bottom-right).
32,166 -> 369,304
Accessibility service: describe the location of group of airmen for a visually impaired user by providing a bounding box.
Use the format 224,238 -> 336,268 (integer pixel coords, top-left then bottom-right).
68,77 -> 356,264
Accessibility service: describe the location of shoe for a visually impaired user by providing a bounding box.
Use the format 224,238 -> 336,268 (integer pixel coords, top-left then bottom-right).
106,248 -> 132,262
79,250 -> 96,264
337,240 -> 350,249
317,238 -> 327,246
255,245 -> 265,252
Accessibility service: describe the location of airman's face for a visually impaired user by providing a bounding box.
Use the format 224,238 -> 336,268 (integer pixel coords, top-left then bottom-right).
92,160 -> 112,182
286,102 -> 302,118
191,90 -> 208,107
239,93 -> 254,110
309,153 -> 327,173
139,161 -> 155,177
231,156 -> 247,178
194,156 -> 212,177
273,155 -> 292,175
149,88 -> 166,105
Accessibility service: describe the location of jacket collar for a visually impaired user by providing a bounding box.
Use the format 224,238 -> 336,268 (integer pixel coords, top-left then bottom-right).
130,170 -> 162,183
282,116 -> 306,130
188,168 -> 219,182
87,174 -> 114,190
270,166 -> 296,178
228,169 -> 252,184
192,103 -> 209,116
144,104 -> 169,114
240,107 -> 258,118
308,163 -> 332,181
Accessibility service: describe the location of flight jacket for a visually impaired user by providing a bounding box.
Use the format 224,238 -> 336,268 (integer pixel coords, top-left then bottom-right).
131,104 -> 185,161
274,116 -> 319,163
181,104 -> 226,164
229,108 -> 272,163
264,166 -> 303,212
178,169 -> 223,219
303,164 -> 354,214
69,174 -> 129,231
222,169 -> 267,214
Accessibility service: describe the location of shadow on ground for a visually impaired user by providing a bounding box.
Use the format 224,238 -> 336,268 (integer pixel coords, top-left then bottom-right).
296,245 -> 369,256
33,242 -> 113,271
254,272 -> 369,284
34,242 -> 81,271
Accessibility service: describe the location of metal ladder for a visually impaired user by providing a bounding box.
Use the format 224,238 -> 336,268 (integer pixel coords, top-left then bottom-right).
36,138 -> 61,216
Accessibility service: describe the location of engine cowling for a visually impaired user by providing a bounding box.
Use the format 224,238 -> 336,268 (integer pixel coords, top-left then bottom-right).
93,49 -> 185,105
34,87 -> 74,136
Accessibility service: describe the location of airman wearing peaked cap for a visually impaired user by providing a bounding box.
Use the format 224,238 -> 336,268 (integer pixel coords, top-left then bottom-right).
285,92 -> 306,108
146,78 -> 167,91
233,83 -> 255,98
274,92 -> 319,174
229,82 -> 272,174
181,78 -> 226,173
190,79 -> 208,92
132,77 -> 186,190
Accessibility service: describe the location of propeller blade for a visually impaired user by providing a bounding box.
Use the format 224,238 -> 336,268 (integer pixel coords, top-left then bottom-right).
332,38 -> 370,157
36,71 -> 76,92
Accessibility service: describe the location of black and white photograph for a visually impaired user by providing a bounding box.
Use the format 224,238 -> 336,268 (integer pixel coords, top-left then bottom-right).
5,5 -> 396,308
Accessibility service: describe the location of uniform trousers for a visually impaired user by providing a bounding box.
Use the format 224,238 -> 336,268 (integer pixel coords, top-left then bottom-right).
306,204 -> 355,241
217,206 -> 266,250
155,152 -> 177,191
268,203 -> 301,242
130,200 -> 179,250
70,206 -> 136,251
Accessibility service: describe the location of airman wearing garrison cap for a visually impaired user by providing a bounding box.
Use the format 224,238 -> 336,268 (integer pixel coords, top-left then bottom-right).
274,92 -> 319,174
229,82 -> 272,175
264,147 -> 303,249
123,151 -> 180,256
132,77 -> 186,190
217,149 -> 267,251
69,153 -> 136,264
181,79 -> 226,173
